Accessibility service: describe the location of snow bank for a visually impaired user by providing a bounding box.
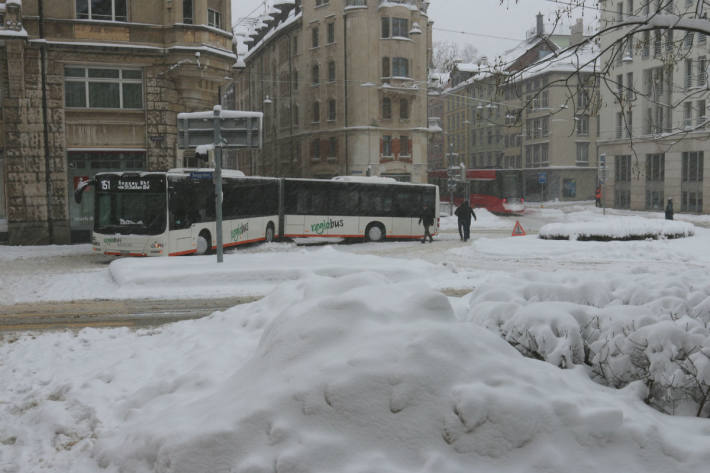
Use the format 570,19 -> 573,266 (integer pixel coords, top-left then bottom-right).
3,273 -> 710,472
540,216 -> 695,240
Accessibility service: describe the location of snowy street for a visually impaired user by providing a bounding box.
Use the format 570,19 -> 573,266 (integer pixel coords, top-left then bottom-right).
3,201 -> 710,473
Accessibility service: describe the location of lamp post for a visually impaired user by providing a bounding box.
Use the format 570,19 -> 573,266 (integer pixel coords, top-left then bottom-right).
361,82 -> 376,176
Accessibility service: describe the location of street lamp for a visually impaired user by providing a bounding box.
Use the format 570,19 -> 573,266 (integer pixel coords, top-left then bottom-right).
361,82 -> 377,176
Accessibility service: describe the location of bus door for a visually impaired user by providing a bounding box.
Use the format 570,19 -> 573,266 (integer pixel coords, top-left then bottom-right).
392,189 -> 420,237
328,182 -> 359,237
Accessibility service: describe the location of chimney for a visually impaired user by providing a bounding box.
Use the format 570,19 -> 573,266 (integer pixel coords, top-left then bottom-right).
536,12 -> 544,36
570,18 -> 584,46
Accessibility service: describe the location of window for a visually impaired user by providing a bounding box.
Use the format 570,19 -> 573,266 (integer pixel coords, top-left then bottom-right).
207,8 -> 222,29
311,139 -> 321,161
312,64 -> 320,85
615,155 -> 632,182
684,102 -> 693,128
381,17 -> 390,38
328,137 -> 337,159
646,153 -> 665,181
642,30 -> 650,57
400,136 -> 410,156
293,70 -> 299,90
682,151 -> 704,182
76,0 -> 127,21
616,112 -> 624,138
576,115 -> 589,135
312,27 -> 319,48
315,0 -> 329,6
382,97 -> 392,119
183,0 -> 193,24
312,101 -> 320,123
382,57 -> 390,77
328,61 -> 335,82
383,135 -> 393,156
382,17 -> 409,39
576,142 -> 589,165
392,57 -> 409,77
392,18 -> 409,38
327,22 -> 335,44
328,99 -> 336,121
65,67 -> 143,109
686,59 -> 693,89
563,179 -> 577,198
626,72 -> 634,101
698,100 -> 706,126
699,56 -> 707,87
400,99 -> 409,119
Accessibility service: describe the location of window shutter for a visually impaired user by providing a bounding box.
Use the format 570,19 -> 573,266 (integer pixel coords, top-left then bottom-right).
392,138 -> 400,157
408,137 -> 413,155
379,138 -> 383,154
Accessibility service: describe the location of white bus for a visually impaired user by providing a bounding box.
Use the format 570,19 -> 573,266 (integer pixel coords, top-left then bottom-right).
76,169 -> 439,256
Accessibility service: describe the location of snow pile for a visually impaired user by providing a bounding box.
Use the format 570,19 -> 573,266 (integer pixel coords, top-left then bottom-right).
539,216 -> 695,240
3,273 -> 710,472
466,269 -> 710,416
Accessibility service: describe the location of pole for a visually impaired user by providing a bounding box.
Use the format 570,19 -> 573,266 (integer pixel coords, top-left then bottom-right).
213,105 -> 224,263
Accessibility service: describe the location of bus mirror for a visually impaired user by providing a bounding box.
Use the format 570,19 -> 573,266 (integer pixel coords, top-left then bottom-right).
74,179 -> 94,204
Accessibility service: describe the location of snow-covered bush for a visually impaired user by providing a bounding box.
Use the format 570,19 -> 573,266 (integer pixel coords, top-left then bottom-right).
539,217 -> 695,241
466,271 -> 710,417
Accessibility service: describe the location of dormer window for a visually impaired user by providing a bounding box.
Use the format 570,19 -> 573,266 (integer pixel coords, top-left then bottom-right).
76,0 -> 127,22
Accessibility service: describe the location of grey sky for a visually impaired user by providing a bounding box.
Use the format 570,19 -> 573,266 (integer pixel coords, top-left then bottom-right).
231,0 -> 594,58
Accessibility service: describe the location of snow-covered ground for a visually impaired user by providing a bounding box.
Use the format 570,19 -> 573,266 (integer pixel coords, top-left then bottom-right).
2,202 -> 710,473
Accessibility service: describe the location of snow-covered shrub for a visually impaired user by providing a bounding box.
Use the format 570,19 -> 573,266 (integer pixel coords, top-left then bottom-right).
466,270 -> 710,417
539,217 -> 695,241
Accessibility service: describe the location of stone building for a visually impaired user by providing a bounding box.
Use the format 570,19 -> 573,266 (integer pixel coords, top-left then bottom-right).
0,0 -> 237,244
441,15 -> 600,202
233,0 -> 433,183
597,1 -> 710,214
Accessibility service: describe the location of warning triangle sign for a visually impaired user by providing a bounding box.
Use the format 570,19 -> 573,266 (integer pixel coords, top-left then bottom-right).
512,220 -> 526,236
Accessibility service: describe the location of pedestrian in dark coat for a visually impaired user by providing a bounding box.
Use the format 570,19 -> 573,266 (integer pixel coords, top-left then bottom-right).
455,201 -> 477,241
419,204 -> 435,243
665,198 -> 674,220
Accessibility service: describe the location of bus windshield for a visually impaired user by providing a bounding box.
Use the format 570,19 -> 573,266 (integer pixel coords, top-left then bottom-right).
94,175 -> 167,235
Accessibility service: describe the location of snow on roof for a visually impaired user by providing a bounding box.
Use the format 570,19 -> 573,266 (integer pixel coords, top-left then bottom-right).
331,176 -> 398,183
509,41 -> 600,82
242,8 -> 302,61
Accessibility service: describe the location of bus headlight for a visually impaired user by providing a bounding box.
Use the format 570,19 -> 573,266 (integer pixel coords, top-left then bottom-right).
150,241 -> 164,249
91,237 -> 99,246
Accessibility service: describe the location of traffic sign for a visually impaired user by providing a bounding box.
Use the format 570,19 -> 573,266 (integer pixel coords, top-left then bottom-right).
537,172 -> 547,184
512,220 -> 527,236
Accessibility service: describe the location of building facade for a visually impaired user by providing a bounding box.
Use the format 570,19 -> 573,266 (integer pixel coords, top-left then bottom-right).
0,0 -> 236,244
598,0 -> 710,213
234,0 -> 433,183
441,16 -> 600,202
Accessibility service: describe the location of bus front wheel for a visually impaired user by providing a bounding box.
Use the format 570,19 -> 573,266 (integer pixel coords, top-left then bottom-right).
196,231 -> 211,255
265,223 -> 275,243
365,223 -> 385,242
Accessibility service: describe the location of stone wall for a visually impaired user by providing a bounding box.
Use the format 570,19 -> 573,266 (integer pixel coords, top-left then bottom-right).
3,40 -> 69,245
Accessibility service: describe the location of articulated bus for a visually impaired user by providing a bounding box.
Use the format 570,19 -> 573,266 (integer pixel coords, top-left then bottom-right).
76,169 -> 439,256
429,169 -> 524,215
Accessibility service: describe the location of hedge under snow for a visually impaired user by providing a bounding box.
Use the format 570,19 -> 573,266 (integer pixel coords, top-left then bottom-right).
539,216 -> 695,241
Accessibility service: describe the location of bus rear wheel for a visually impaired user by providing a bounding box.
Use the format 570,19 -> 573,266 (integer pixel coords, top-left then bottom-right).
196,231 -> 211,255
365,223 -> 385,242
265,223 -> 275,243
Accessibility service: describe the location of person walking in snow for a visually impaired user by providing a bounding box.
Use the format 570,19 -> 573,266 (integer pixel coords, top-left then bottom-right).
665,198 -> 674,220
455,200 -> 477,242
419,203 -> 435,243
595,184 -> 602,207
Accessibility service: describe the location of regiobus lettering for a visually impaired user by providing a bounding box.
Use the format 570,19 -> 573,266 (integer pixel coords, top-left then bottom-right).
311,218 -> 344,235
231,223 -> 249,241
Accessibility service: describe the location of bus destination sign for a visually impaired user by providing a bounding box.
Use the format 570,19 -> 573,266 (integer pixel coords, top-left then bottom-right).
97,175 -> 165,193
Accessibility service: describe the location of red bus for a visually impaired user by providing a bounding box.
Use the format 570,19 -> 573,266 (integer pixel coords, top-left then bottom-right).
429,169 -> 525,215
